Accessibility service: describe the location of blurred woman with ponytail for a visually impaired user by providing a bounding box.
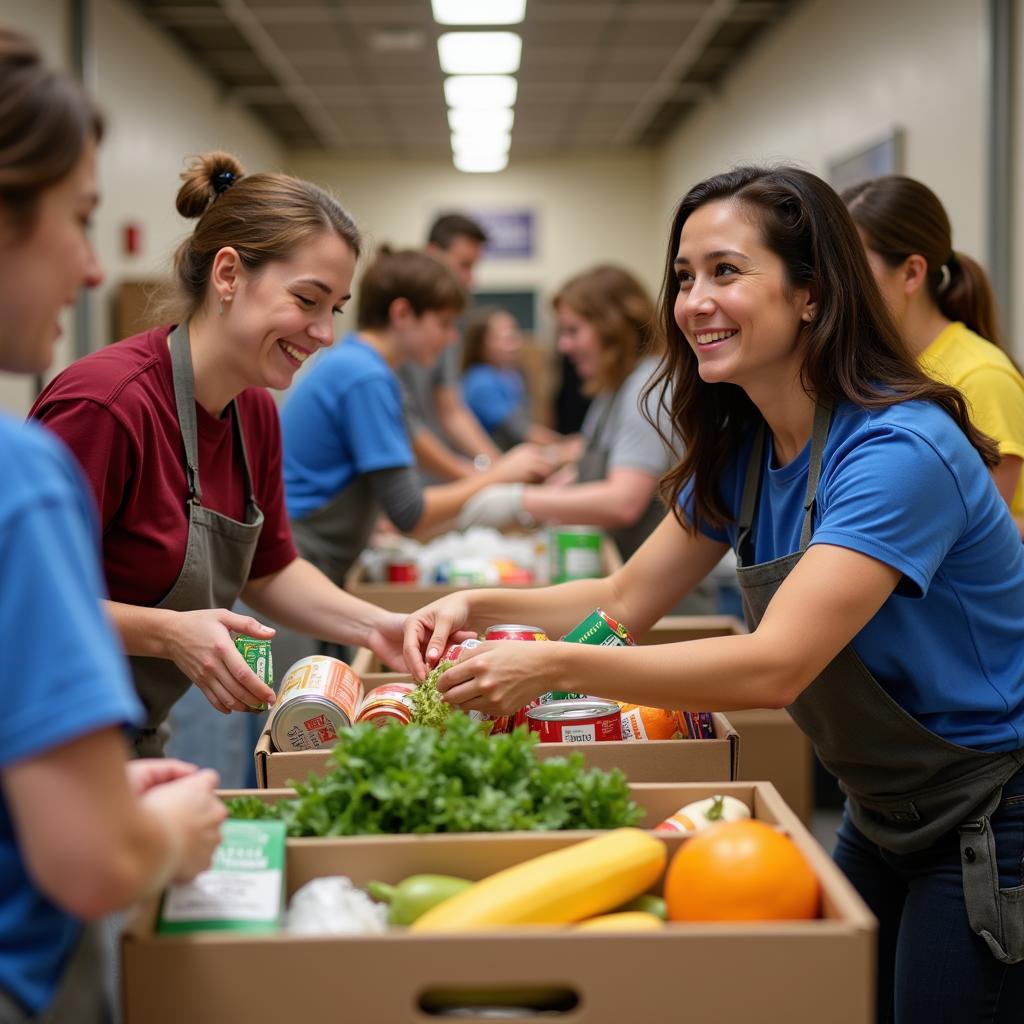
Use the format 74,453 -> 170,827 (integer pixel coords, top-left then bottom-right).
33,151 -> 408,770
844,175 -> 1024,533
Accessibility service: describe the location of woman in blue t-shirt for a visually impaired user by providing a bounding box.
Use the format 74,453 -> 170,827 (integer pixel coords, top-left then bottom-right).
0,29 -> 226,1020
403,166 -> 1024,1022
459,306 -> 562,450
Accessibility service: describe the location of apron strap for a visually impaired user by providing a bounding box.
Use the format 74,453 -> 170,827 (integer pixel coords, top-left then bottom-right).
798,399 -> 834,551
735,422 -> 766,566
169,323 -> 258,508
169,323 -> 204,504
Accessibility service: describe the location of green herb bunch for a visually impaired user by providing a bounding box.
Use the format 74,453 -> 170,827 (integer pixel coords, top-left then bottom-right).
408,660 -> 454,730
224,713 -> 642,836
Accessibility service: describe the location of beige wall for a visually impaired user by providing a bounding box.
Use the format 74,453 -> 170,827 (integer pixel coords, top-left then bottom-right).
0,0 -> 282,416
289,150 -> 662,343
656,0 -> 1000,343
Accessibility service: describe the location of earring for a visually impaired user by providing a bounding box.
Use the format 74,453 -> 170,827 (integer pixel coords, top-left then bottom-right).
218,294 -> 232,316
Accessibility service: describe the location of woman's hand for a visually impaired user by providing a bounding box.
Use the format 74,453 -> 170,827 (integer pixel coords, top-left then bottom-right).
456,483 -> 528,530
436,641 -> 564,716
366,611 -> 409,672
402,594 -> 474,680
491,443 -> 555,484
165,609 -> 276,714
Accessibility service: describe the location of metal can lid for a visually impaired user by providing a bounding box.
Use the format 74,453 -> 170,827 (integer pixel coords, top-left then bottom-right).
486,624 -> 546,634
270,695 -> 351,749
526,698 -> 621,722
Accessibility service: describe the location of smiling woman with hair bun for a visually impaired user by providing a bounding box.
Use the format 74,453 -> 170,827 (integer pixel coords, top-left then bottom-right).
32,149 -> 411,772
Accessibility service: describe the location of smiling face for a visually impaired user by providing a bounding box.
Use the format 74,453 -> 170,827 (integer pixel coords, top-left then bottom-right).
219,229 -> 357,391
483,311 -> 523,370
0,137 -> 102,375
555,301 -> 602,383
673,199 -> 814,392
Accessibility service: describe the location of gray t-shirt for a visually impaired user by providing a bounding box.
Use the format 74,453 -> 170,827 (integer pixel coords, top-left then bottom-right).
397,346 -> 459,439
580,355 -> 678,476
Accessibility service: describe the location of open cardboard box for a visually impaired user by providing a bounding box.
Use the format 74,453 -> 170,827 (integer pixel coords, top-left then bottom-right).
122,781 -> 875,1024
255,673 -> 739,788
343,534 -> 622,614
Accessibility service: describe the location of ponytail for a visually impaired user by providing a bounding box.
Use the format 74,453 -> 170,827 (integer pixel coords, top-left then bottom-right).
940,251 -> 1005,351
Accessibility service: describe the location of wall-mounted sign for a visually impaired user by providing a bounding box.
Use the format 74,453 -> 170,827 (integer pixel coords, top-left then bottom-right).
470,208 -> 536,259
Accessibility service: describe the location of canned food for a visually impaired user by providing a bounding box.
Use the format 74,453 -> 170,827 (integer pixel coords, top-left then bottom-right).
234,634 -> 274,711
269,656 -> 364,751
675,710 -> 716,740
442,637 -> 483,662
484,624 -> 549,642
355,682 -> 416,727
386,560 -> 419,583
619,703 -> 681,741
526,698 -> 623,743
561,608 -> 635,647
549,526 -> 603,584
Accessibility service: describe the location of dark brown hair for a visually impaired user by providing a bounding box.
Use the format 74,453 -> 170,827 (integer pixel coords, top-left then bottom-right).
461,305 -> 509,372
553,264 -> 660,396
645,165 -> 998,534
427,212 -> 487,250
843,175 -> 1004,349
155,151 -> 361,323
356,246 -> 467,329
0,28 -> 103,234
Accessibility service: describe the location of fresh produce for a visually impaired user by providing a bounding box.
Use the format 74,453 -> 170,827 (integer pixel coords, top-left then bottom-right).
409,660 -> 455,729
575,911 -> 663,932
664,820 -> 820,922
410,828 -> 666,932
656,794 -> 751,833
224,713 -> 643,836
614,893 -> 667,920
284,876 -> 388,935
367,875 -> 473,926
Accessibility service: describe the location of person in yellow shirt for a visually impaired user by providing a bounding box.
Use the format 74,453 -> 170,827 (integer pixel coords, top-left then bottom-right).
844,175 -> 1024,535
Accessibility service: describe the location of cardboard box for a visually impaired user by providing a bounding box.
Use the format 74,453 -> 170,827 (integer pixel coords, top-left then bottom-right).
122,782 -> 875,1024
639,616 -> 814,824
254,674 -> 739,789
344,534 -> 622,614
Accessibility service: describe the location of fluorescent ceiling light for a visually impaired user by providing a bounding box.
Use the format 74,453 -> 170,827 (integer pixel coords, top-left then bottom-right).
451,130 -> 511,157
432,0 -> 526,25
448,107 -> 514,134
444,75 -> 517,109
454,151 -> 509,173
438,32 -> 521,75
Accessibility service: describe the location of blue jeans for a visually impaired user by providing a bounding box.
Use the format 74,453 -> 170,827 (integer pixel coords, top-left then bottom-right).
834,770 -> 1024,1024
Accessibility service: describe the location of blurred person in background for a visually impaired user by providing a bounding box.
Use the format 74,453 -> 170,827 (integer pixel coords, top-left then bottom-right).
32,152 -> 409,777
280,247 -> 554,599
844,175 -> 1024,536
0,29 -> 224,1021
398,213 -> 504,481
459,305 -> 565,450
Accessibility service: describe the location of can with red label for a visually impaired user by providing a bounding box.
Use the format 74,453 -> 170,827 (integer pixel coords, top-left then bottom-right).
442,637 -> 483,662
354,681 -> 416,728
269,656 -> 364,751
484,624 -> 549,642
387,559 -> 419,583
526,698 -> 623,743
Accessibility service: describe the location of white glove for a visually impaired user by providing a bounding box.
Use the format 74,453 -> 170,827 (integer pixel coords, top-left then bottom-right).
457,483 -> 533,530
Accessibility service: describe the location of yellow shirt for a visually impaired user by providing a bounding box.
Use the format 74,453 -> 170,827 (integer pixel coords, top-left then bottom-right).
919,321 -> 1024,519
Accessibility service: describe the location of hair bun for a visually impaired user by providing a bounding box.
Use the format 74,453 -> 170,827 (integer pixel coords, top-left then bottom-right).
176,150 -> 245,219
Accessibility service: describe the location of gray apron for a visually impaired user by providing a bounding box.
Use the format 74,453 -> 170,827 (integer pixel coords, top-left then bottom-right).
577,384 -> 666,562
0,924 -> 105,1023
129,323 -> 264,757
290,473 -> 377,589
735,401 -> 1024,964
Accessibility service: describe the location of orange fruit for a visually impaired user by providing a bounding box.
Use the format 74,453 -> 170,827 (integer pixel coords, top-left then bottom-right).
664,820 -> 820,922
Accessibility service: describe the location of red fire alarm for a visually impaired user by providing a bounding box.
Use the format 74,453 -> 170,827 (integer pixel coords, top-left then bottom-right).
122,222 -> 142,257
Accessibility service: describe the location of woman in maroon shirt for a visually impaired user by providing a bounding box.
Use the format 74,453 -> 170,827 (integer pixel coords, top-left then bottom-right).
34,150 -> 406,758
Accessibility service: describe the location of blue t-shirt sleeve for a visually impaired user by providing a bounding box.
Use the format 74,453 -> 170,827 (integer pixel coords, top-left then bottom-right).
461,367 -> 516,432
812,423 -> 967,597
0,427 -> 142,767
342,375 -> 414,474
